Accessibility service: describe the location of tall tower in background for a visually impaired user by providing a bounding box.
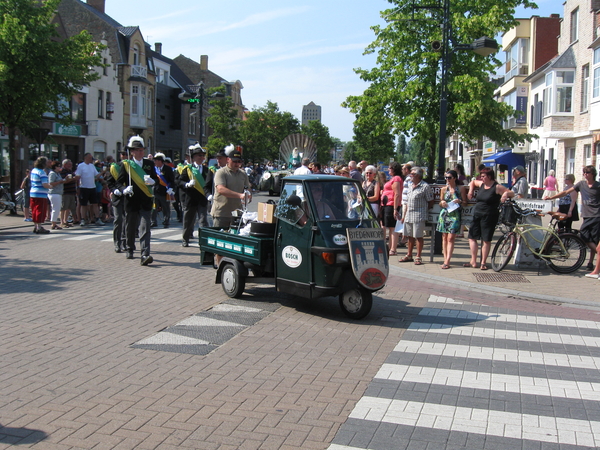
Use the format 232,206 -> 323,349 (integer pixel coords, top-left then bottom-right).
302,101 -> 321,126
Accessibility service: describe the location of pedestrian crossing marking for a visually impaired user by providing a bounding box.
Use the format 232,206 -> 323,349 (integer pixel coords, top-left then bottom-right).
375,363 -> 600,401
417,307 -> 600,329
349,397 -> 599,446
409,318 -> 600,346
329,294 -> 600,449
395,340 -> 600,370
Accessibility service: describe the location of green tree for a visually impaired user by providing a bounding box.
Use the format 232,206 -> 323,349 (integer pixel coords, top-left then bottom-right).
352,117 -> 395,165
405,139 -> 429,168
0,0 -> 103,205
205,86 -> 241,155
344,0 -> 537,178
239,101 -> 300,162
396,135 -> 407,162
300,120 -> 335,165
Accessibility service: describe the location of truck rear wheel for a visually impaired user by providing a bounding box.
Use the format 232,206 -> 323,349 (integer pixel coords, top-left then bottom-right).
221,263 -> 245,298
339,288 -> 372,319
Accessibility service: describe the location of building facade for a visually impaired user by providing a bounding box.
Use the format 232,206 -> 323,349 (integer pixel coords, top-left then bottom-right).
302,101 -> 322,126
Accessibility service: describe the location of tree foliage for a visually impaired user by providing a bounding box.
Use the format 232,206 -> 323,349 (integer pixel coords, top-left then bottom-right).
344,0 -> 538,175
351,115 -> 395,165
300,120 -> 335,165
205,86 -> 241,155
238,101 -> 300,162
0,0 -> 103,200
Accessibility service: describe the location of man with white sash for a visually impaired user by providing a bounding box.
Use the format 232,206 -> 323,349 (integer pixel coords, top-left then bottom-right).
176,143 -> 213,247
117,136 -> 158,265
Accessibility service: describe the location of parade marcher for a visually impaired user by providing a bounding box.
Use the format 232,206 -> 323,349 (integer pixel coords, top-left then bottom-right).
211,144 -> 251,230
151,153 -> 175,229
176,143 -> 213,247
117,136 -> 158,265
210,148 -> 228,174
105,153 -> 127,253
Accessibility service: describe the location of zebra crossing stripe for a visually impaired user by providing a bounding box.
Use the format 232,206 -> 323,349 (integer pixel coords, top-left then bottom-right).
349,397 -> 599,446
416,307 -> 600,329
394,340 -> 600,370
375,363 -> 600,401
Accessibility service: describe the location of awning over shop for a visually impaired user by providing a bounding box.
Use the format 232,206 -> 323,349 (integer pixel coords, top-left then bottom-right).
482,150 -> 526,187
482,150 -> 525,168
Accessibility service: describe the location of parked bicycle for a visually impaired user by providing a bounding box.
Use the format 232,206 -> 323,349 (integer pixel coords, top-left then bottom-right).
0,184 -> 17,214
491,200 -> 587,273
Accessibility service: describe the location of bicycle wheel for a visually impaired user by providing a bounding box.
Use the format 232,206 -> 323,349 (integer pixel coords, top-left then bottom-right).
545,233 -> 587,274
491,233 -> 516,272
0,193 -> 10,213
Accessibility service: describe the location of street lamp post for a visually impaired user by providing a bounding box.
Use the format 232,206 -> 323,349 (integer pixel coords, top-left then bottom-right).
186,83 -> 226,147
436,0 -> 498,183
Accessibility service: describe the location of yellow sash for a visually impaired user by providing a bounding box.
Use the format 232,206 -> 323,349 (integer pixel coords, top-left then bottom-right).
122,160 -> 153,198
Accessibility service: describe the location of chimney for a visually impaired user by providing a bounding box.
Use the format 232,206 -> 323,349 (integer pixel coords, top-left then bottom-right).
87,0 -> 105,14
200,55 -> 208,71
155,42 -> 162,55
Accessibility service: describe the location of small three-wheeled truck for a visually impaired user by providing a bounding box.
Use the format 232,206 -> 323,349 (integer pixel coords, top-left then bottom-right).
199,175 -> 389,319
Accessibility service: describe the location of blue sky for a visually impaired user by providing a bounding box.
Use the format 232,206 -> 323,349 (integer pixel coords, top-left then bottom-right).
105,0 -> 562,142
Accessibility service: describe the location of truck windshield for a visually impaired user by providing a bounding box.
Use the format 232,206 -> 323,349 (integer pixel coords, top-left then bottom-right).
308,181 -> 376,221
275,182 -> 309,226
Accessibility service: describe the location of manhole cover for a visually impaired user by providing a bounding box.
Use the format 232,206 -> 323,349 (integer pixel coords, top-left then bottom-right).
473,273 -> 530,283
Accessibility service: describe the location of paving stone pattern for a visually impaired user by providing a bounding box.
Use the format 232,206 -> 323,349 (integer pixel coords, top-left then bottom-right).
329,295 -> 600,450
132,300 -> 281,355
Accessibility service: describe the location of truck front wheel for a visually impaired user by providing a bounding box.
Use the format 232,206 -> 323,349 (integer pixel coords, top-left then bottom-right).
221,263 -> 245,298
339,288 -> 372,319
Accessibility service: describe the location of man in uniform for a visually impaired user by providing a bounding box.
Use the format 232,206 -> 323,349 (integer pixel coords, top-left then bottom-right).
176,143 -> 213,247
211,145 -> 251,230
209,148 -> 228,174
151,152 -> 175,229
105,152 -> 127,253
117,136 -> 158,265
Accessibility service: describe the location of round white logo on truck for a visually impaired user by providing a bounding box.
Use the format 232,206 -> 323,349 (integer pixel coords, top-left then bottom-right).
333,234 -> 347,245
282,246 -> 302,268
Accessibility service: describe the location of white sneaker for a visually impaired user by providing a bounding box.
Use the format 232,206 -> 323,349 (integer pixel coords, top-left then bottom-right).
80,219 -> 86,226
585,273 -> 599,279
96,219 -> 105,226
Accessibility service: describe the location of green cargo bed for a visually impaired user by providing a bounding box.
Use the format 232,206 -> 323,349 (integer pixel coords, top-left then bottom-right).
199,227 -> 275,266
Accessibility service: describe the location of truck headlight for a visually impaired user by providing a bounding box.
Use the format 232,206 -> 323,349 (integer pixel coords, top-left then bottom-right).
336,253 -> 349,264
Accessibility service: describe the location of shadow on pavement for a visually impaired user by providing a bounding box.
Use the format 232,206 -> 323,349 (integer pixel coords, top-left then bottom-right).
242,285 -> 415,326
0,251 -> 93,294
0,423 -> 49,445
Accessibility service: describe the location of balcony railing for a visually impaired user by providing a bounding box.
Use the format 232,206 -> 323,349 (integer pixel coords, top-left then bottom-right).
131,65 -> 147,78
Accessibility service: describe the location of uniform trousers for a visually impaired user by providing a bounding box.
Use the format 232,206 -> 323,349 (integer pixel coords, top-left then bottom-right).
182,203 -> 208,243
151,194 -> 171,226
125,208 -> 151,257
112,201 -> 125,250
